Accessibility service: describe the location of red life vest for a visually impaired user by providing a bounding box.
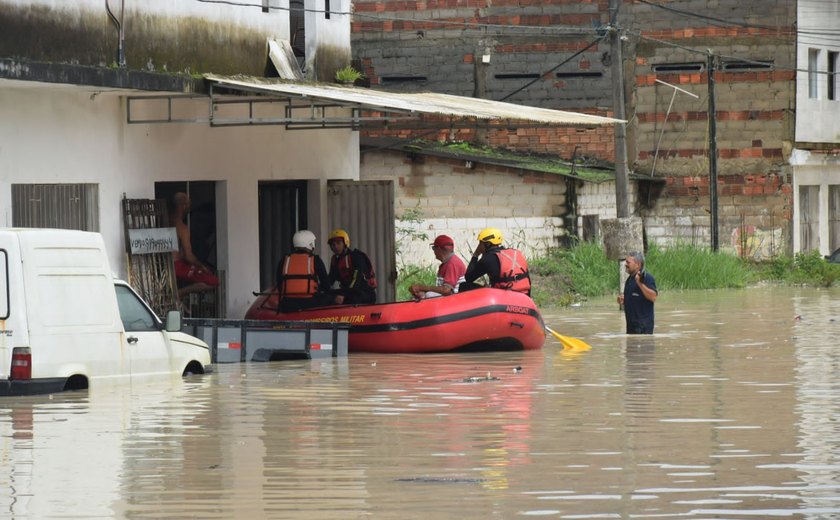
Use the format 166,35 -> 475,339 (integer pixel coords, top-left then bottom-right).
333,249 -> 377,290
281,252 -> 319,298
492,248 -> 530,293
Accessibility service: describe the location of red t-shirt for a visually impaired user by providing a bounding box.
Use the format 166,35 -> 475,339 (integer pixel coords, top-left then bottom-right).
436,254 -> 467,291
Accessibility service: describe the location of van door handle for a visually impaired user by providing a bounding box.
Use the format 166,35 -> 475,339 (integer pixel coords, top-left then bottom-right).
127,336 -> 139,344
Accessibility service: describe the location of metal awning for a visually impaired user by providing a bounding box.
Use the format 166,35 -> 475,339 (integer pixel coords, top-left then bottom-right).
126,74 -> 623,130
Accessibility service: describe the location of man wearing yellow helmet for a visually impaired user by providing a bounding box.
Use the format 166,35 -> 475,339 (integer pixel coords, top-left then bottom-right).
326,228 -> 377,305
459,227 -> 531,296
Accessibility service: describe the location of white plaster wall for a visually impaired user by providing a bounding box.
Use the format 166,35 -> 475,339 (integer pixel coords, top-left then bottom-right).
796,0 -> 840,143
790,148 -> 840,255
0,83 -> 358,317
305,0 -> 351,52
0,0 -> 291,37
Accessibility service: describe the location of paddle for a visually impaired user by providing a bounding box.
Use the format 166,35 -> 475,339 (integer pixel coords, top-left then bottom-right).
545,326 -> 592,351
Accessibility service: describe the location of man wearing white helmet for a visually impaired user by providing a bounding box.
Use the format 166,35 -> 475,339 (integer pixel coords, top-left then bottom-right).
277,230 -> 331,312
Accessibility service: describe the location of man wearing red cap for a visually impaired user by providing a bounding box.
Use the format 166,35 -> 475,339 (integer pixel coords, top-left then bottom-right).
409,234 -> 467,299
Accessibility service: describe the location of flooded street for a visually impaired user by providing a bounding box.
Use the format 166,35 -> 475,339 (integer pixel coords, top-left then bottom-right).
2,286 -> 840,518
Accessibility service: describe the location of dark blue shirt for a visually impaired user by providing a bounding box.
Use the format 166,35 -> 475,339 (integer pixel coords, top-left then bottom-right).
623,272 -> 657,334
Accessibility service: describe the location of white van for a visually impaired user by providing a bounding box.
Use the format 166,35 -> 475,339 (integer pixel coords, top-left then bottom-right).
0,228 -> 212,396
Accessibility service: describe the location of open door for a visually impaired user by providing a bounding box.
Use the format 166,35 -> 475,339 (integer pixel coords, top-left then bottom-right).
327,181 -> 395,303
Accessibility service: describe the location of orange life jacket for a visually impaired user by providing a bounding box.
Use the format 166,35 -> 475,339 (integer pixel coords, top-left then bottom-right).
333,249 -> 377,290
281,252 -> 319,298
492,248 -> 531,293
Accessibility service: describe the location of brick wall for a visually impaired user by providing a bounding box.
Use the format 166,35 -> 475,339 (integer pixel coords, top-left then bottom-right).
625,0 -> 796,256
353,0 -> 799,256
353,0 -> 616,161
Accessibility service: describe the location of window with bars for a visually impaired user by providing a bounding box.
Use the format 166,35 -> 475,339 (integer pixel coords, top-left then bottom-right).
12,184 -> 99,232
799,185 -> 820,252
830,185 -> 840,253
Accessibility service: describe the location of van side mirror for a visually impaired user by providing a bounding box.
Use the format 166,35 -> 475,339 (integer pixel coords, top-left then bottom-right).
165,310 -> 182,332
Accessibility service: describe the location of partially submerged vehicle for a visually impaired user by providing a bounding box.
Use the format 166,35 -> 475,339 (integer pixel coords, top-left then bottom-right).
0,228 -> 212,396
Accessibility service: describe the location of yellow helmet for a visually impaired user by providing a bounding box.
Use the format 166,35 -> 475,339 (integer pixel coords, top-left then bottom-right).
477,227 -> 503,246
328,228 -> 350,248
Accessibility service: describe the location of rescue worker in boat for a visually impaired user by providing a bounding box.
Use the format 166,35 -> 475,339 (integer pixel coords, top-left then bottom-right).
326,228 -> 377,305
277,230 -> 331,313
409,234 -> 467,299
459,227 -> 531,296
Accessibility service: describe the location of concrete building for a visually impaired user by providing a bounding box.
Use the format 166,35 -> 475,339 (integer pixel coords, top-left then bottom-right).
352,0 -> 840,260
1,0 -> 360,317
1,0 -> 616,315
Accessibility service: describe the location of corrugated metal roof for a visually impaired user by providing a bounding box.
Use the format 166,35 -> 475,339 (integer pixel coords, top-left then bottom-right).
206,74 -> 623,126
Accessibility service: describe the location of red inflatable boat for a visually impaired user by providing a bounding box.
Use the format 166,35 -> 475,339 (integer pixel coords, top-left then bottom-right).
244,288 -> 545,353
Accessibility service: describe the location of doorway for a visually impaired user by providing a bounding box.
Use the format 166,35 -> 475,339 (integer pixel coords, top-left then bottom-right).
155,181 -> 218,271
258,181 -> 308,290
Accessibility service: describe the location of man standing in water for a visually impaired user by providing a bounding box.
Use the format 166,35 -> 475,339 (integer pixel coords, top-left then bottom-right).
617,251 -> 658,334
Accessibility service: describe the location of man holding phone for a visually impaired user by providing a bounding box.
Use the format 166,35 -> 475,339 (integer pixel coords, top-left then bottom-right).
617,251 -> 658,334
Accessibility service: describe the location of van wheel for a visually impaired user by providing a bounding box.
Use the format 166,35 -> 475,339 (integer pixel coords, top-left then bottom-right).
182,361 -> 205,377
64,375 -> 89,391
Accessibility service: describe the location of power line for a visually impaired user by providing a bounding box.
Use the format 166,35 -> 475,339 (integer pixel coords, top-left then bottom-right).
635,0 -> 788,32
498,35 -> 606,102
635,32 -> 838,77
195,0 -> 599,36
197,0 -> 840,47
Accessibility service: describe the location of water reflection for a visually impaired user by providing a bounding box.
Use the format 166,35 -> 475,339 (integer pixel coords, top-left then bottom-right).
1,287 -> 840,518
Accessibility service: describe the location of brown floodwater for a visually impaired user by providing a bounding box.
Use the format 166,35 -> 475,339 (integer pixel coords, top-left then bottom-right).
2,286 -> 840,519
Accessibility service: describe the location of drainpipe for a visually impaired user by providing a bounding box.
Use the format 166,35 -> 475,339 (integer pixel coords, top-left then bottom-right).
565,146 -> 582,241
106,0 -> 126,68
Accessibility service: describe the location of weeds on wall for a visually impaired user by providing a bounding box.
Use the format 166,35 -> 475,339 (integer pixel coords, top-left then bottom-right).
395,204 -> 428,265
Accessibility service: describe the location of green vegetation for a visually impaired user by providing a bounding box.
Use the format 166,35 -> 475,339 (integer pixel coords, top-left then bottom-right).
401,140 -> 615,183
644,243 -> 756,291
396,242 -> 840,307
529,242 -> 616,307
761,250 -> 840,287
396,265 -> 437,301
335,66 -> 364,83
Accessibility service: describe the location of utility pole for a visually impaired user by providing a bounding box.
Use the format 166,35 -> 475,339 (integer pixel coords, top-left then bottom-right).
707,51 -> 719,251
609,0 -> 630,218
473,41 -> 490,146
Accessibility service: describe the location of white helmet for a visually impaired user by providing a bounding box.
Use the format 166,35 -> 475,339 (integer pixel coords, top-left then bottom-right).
292,230 -> 317,251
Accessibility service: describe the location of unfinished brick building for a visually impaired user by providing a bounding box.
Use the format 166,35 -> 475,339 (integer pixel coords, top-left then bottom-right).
352,0 -> 840,259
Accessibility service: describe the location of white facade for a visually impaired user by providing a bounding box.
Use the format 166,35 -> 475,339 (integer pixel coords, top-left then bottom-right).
791,149 -> 840,255
0,0 -> 291,37
795,0 -> 840,144
0,0 -> 360,317
0,82 -> 357,317
793,0 -> 840,256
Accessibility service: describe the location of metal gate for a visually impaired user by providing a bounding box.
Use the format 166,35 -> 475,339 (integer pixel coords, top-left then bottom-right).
830,185 -> 840,253
799,185 -> 820,253
327,181 -> 396,302
121,197 -> 180,318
